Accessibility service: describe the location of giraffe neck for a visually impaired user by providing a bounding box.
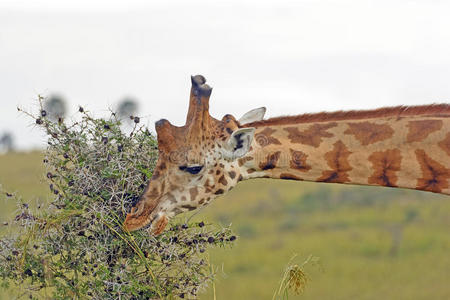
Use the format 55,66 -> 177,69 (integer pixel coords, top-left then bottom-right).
238,107 -> 450,195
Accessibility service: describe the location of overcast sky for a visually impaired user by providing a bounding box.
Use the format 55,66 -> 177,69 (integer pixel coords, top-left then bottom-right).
1,0 -> 450,149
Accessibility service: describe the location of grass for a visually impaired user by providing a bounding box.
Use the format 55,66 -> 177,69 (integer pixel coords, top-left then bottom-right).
1,151 -> 450,299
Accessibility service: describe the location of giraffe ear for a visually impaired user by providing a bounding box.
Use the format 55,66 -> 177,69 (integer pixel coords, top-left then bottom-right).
238,107 -> 266,125
222,128 -> 255,159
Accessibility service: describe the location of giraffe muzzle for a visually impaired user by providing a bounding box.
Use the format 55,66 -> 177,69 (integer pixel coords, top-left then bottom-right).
124,201 -> 169,236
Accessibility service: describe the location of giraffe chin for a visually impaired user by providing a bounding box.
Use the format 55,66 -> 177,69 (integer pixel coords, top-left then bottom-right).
149,214 -> 169,236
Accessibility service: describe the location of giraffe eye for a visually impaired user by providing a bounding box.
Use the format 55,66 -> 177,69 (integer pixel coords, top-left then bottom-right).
179,165 -> 203,175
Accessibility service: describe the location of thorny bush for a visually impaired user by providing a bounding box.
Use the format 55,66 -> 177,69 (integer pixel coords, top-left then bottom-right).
0,96 -> 236,299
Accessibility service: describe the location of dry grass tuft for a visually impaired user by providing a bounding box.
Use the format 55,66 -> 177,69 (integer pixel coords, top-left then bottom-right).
272,254 -> 320,300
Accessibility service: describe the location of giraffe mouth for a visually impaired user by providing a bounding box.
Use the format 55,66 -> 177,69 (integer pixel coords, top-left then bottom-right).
124,209 -> 169,236
149,213 -> 169,235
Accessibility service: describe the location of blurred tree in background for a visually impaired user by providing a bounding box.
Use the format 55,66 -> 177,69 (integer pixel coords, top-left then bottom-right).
0,132 -> 14,153
117,98 -> 139,120
43,94 -> 67,122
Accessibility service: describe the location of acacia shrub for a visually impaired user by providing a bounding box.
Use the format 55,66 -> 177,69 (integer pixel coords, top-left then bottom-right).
0,97 -> 235,299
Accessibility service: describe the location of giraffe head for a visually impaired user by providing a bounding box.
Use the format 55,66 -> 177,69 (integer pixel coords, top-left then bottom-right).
123,75 -> 265,234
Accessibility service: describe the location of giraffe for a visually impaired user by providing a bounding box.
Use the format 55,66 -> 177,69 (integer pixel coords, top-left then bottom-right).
124,75 -> 450,235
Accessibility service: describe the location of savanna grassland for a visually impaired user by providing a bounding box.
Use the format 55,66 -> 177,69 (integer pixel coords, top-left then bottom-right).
1,152 -> 450,299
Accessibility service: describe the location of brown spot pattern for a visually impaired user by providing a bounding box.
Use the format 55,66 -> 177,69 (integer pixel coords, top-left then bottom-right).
289,149 -> 311,172
344,122 -> 394,145
259,151 -> 282,170
189,187 -> 198,201
228,171 -> 236,179
406,120 -> 443,143
415,149 -> 450,193
317,141 -> 352,183
204,178 -> 213,188
151,170 -> 161,180
279,173 -> 303,181
368,149 -> 402,187
173,208 -> 183,214
218,175 -> 228,186
214,189 -> 225,195
255,128 -> 281,147
166,193 -> 177,204
238,156 -> 254,167
247,168 -> 256,174
284,122 -> 337,147
181,204 -> 197,211
438,132 -> 450,156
